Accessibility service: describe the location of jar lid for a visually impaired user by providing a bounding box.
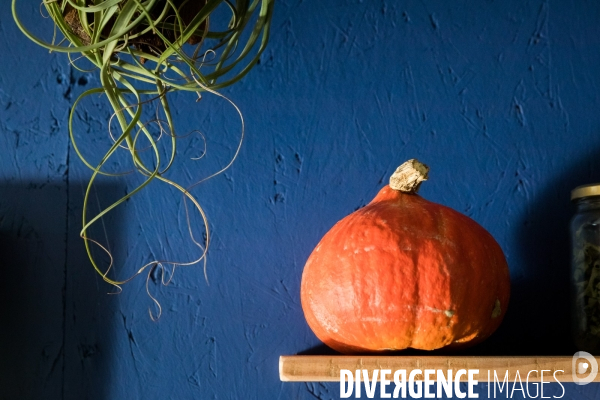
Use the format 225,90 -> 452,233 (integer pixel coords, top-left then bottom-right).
571,184 -> 600,201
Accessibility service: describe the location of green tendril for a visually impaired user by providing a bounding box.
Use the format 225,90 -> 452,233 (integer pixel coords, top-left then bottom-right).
13,0 -> 274,317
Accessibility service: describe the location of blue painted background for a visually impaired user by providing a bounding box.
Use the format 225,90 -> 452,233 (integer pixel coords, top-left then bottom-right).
2,0 -> 600,399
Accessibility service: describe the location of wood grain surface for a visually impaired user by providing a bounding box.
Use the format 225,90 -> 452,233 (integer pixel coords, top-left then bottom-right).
280,355 -> 600,383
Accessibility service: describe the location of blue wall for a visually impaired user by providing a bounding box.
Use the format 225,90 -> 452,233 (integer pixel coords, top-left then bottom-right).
2,0 -> 600,399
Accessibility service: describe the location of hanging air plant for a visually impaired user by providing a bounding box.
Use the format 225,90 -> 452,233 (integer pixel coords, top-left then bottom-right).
12,0 -> 274,315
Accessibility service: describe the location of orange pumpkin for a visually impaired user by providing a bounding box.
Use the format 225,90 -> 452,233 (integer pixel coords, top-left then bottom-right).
300,159 -> 510,353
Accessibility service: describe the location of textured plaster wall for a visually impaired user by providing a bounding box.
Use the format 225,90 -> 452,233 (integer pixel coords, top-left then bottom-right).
2,0 -> 600,399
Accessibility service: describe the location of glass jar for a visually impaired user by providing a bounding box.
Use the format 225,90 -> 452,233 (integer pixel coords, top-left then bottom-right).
571,184 -> 600,353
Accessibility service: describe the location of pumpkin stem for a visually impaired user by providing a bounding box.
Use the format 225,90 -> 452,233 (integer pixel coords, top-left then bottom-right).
389,159 -> 430,193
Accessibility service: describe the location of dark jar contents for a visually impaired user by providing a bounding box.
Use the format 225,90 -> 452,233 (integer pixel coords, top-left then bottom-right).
571,184 -> 600,353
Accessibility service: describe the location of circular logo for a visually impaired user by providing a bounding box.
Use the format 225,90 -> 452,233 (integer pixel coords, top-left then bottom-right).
572,351 -> 598,385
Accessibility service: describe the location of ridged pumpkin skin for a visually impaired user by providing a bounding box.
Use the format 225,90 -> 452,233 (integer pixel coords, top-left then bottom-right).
300,185 -> 510,354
